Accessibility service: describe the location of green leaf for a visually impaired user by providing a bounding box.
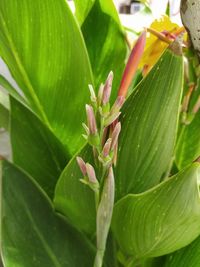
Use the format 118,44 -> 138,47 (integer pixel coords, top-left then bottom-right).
0,0 -> 93,155
0,75 -> 25,104
158,235 -> 200,267
1,160 -> 94,267
0,90 -> 9,130
175,111 -> 200,169
74,0 -> 95,25
115,46 -> 184,198
80,0 -> 127,99
10,97 -> 69,199
112,163 -> 200,259
54,145 -> 96,235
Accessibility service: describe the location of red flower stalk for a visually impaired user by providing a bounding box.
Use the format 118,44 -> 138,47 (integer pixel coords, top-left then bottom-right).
118,30 -> 146,98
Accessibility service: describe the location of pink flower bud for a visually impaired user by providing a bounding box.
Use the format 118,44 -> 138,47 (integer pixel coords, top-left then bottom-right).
102,71 -> 113,105
102,138 -> 112,157
110,96 -> 125,114
86,163 -> 98,184
111,122 -> 121,151
76,157 -> 87,176
86,104 -> 97,135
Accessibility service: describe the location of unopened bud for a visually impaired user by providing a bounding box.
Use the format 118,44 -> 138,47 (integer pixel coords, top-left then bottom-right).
86,163 -> 98,184
76,157 -> 87,176
98,83 -> 104,105
104,112 -> 121,127
102,138 -> 112,158
110,96 -> 125,114
102,71 -> 113,106
86,104 -> 97,135
89,84 -> 97,103
96,167 -> 115,253
111,122 -> 121,151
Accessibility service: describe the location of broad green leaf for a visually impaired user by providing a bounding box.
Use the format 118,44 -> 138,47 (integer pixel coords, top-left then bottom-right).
54,145 -> 96,235
80,0 -> 127,99
175,111 -> 200,169
0,0 -> 93,155
74,0 -> 95,25
158,235 -> 200,267
112,163 -> 200,259
10,97 -> 69,199
115,46 -> 184,198
1,160 -> 94,267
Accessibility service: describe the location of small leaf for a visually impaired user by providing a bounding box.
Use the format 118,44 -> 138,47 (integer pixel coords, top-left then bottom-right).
54,145 -> 96,235
115,45 -> 184,198
1,160 -> 94,267
10,97 -> 69,199
112,162 -> 200,259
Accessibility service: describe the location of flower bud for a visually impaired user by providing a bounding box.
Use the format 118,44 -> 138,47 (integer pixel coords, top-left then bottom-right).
88,84 -> 97,103
86,163 -> 98,184
104,112 -> 121,127
98,83 -> 104,105
111,122 -> 121,151
76,157 -> 87,176
96,167 -> 115,255
110,96 -> 125,115
102,71 -> 113,106
86,104 -> 97,135
102,138 -> 112,158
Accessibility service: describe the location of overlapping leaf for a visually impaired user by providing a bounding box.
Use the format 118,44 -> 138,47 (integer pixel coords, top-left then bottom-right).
115,45 -> 184,198
0,0 -> 93,154
176,110 -> 200,169
10,97 -> 69,199
1,160 -> 94,267
0,90 -> 9,130
158,235 -> 200,267
78,0 -> 127,100
54,145 -> 96,235
112,162 -> 200,260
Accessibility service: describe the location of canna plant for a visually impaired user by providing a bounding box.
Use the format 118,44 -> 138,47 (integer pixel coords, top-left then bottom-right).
1,0 -> 200,267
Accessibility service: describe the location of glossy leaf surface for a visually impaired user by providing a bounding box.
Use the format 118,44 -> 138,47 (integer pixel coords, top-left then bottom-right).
10,97 -> 69,199
54,145 -> 96,235
0,0 -> 93,154
80,0 -> 127,99
115,46 -> 183,198
112,163 -> 200,259
1,160 -> 94,267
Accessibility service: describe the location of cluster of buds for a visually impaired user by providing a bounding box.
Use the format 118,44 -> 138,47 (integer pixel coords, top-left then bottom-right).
77,72 -> 124,267
77,71 -> 124,193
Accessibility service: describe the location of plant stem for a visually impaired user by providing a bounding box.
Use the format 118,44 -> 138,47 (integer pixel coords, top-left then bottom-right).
93,249 -> 104,267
